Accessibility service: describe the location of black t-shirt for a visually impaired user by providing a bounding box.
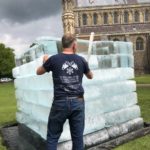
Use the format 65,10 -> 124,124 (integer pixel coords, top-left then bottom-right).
43,53 -> 90,99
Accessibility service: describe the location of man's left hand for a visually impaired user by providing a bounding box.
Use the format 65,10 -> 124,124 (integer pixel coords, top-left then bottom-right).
43,54 -> 49,63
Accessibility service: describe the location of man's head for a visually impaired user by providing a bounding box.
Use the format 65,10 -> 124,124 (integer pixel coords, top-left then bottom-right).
62,34 -> 77,53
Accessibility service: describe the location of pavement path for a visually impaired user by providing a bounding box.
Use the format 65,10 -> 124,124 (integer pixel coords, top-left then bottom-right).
137,84 -> 150,87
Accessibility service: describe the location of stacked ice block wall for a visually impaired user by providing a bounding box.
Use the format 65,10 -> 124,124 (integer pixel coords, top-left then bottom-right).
13,40 -> 143,147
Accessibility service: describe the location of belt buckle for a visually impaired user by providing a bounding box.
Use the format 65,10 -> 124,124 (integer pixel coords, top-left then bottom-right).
78,96 -> 84,101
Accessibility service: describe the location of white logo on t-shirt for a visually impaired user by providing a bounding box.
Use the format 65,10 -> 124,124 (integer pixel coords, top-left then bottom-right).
62,61 -> 78,75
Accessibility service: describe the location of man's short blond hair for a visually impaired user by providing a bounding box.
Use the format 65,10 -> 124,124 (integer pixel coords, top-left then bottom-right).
62,34 -> 76,48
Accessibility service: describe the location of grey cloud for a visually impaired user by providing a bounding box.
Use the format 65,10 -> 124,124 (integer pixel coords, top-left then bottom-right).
0,0 -> 62,23
0,13 -> 63,54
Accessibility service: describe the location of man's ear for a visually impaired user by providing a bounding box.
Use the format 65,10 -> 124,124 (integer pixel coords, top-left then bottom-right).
72,43 -> 75,50
73,42 -> 77,51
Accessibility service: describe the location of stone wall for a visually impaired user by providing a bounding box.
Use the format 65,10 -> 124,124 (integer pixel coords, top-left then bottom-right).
62,1 -> 150,74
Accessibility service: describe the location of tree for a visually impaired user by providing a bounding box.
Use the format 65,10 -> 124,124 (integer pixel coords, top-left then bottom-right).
0,43 -> 15,78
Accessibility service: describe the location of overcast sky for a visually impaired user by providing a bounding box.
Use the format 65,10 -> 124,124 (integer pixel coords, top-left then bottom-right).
1,0 -> 149,56
0,0 -> 63,56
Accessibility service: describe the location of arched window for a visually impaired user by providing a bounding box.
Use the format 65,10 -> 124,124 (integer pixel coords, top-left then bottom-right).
136,37 -> 144,50
113,38 -> 120,41
93,13 -> 98,25
104,13 -> 108,24
82,13 -> 87,25
114,12 -> 119,24
135,11 -> 140,22
124,11 -> 129,23
145,9 -> 149,22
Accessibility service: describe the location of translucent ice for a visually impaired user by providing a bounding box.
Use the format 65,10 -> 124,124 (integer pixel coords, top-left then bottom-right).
13,39 -> 143,145
12,67 -> 20,78
99,92 -> 137,113
93,41 -> 115,55
104,105 -> 141,127
16,89 -> 53,107
114,41 -> 133,54
84,92 -> 137,116
96,54 -> 134,69
14,73 -> 53,90
78,54 -> 99,70
84,80 -> 136,101
84,115 -> 105,133
83,68 -> 134,86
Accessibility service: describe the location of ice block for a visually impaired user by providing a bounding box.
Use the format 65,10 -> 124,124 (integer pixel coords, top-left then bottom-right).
104,105 -> 141,127
13,39 -> 143,147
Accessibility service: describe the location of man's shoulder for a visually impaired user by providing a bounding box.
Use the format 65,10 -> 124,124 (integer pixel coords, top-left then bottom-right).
50,53 -> 61,60
74,54 -> 84,59
51,53 -> 60,57
50,53 -> 86,61
75,54 -> 87,62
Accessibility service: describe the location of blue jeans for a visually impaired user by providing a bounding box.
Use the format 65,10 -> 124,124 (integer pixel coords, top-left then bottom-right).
46,97 -> 85,150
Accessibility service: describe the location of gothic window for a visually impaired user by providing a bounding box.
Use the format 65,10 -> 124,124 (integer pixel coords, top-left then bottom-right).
124,11 -> 129,23
136,37 -> 144,50
82,13 -> 87,25
104,13 -> 108,24
114,12 -> 119,24
145,9 -> 149,22
93,13 -> 98,25
135,11 -> 140,22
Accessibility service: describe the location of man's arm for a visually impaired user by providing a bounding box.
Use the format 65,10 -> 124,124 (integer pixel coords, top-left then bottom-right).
36,66 -> 46,75
36,55 -> 49,75
85,71 -> 93,79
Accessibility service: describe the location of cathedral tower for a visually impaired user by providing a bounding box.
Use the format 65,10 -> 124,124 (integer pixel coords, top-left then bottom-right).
62,0 -> 75,34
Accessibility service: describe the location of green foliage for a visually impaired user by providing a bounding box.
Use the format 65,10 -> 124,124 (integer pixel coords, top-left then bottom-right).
0,43 -> 15,78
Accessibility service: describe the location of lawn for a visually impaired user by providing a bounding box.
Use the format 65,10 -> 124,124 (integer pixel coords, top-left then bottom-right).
135,74 -> 150,84
137,87 -> 150,122
115,135 -> 150,150
0,81 -> 150,150
0,137 -> 6,150
0,82 -> 16,150
0,82 -> 16,126
115,86 -> 150,150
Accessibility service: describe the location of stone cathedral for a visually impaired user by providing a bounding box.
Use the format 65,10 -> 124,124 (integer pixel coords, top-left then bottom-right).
62,0 -> 150,74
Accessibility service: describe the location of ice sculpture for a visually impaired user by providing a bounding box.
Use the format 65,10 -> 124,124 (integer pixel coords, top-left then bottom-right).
13,37 -> 143,148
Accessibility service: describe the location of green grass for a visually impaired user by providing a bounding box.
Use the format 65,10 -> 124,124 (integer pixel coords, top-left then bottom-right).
135,74 -> 150,84
115,135 -> 150,150
137,87 -> 150,122
0,137 -> 6,150
0,82 -> 16,150
114,87 -> 150,150
0,82 -> 16,126
0,82 -> 150,150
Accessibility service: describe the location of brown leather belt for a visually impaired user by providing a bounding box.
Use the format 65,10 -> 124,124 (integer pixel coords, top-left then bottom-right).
55,95 -> 84,100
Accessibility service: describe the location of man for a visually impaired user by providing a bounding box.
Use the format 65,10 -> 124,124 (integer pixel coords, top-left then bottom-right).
37,34 -> 93,150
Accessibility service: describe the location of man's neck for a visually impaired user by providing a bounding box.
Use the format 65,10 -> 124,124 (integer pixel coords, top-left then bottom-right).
62,48 -> 75,54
